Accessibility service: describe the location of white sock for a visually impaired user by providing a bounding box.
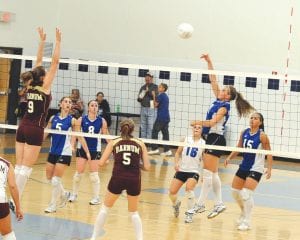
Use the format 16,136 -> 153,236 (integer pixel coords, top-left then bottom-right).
241,188 -> 254,223
16,165 -> 32,197
130,211 -> 143,240
89,172 -> 100,199
185,190 -> 195,209
231,188 -> 244,211
212,172 -> 223,205
197,169 -> 213,206
3,231 -> 16,240
50,176 -> 62,206
72,172 -> 82,195
14,164 -> 22,175
91,205 -> 109,239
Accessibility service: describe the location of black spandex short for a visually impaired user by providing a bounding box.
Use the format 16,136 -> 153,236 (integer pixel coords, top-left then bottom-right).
236,168 -> 262,182
76,148 -> 101,160
47,153 -> 71,166
204,133 -> 226,157
174,171 -> 199,183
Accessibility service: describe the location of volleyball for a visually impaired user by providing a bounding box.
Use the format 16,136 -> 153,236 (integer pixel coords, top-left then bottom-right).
177,23 -> 194,39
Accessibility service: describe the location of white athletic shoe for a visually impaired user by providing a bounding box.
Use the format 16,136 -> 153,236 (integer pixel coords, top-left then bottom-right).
160,150 -> 172,156
68,193 -> 77,202
207,203 -> 226,219
184,212 -> 193,223
89,197 -> 101,205
173,201 -> 181,218
186,204 -> 205,215
148,149 -> 160,155
44,204 -> 56,213
238,220 -> 251,231
58,191 -> 71,208
236,213 -> 246,226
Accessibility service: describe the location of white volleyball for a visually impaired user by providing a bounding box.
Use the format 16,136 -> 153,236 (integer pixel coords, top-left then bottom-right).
177,23 -> 194,39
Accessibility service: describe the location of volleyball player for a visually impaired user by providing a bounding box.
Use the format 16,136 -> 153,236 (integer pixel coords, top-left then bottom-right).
90,119 -> 150,240
190,54 -> 255,219
43,97 -> 90,213
0,157 -> 23,240
68,100 -> 108,205
224,112 -> 273,231
168,124 -> 205,223
12,28 -> 61,208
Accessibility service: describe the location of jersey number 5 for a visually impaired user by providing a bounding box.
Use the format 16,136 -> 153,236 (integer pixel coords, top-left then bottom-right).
122,152 -> 131,165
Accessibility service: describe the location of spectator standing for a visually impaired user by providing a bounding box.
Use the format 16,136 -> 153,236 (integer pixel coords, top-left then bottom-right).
96,92 -> 112,127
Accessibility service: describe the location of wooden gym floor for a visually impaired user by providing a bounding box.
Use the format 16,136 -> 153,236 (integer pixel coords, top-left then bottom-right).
0,133 -> 299,240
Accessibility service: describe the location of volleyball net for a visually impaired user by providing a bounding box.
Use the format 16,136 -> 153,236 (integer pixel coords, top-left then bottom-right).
0,53 -> 300,160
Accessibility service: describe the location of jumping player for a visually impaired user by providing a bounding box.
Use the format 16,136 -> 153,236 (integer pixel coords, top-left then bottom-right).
13,28 -> 61,207
190,54 -> 255,218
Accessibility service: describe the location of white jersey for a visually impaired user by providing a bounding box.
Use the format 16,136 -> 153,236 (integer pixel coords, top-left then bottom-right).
0,157 -> 10,203
179,136 -> 205,173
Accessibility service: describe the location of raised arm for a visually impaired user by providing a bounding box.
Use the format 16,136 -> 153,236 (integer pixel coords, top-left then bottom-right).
7,165 -> 23,220
191,107 -> 227,127
260,133 -> 273,179
43,28 -> 61,92
201,54 -> 219,98
35,27 -> 46,67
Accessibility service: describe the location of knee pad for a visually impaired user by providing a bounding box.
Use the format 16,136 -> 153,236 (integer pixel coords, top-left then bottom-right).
51,176 -> 62,187
241,188 -> 253,201
3,231 -> 16,240
73,172 -> 82,183
89,172 -> 100,184
101,204 -> 109,214
185,190 -> 195,200
203,169 -> 213,179
20,165 -> 33,177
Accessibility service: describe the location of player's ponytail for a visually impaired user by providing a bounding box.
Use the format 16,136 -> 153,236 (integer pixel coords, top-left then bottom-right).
229,86 -> 255,118
120,119 -> 135,139
30,66 -> 46,87
256,112 -> 265,131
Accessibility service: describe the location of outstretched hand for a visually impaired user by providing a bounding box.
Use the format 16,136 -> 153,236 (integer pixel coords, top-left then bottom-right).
200,54 -> 211,62
56,28 -> 62,42
38,27 -> 46,41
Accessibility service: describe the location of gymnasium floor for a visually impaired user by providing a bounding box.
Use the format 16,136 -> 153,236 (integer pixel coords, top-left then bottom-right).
1,133 -> 300,240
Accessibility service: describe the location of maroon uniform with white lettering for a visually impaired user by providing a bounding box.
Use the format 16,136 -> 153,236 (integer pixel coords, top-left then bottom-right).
16,86 -> 52,146
0,157 -> 10,219
108,138 -> 143,196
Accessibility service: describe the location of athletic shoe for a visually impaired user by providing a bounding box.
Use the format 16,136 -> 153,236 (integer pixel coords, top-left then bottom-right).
173,201 -> 181,218
8,200 -> 15,213
160,150 -> 172,156
58,191 -> 71,208
68,193 -> 77,202
207,203 -> 226,219
89,197 -> 101,205
184,212 -> 193,223
44,204 -> 56,213
185,204 -> 205,215
148,149 -> 160,155
238,221 -> 250,231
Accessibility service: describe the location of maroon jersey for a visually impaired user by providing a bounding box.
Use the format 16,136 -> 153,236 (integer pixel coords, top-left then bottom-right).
21,86 -> 52,128
112,138 -> 143,178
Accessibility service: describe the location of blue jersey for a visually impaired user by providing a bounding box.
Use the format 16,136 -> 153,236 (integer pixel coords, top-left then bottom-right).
157,92 -> 170,122
202,99 -> 230,135
240,128 -> 265,173
50,114 -> 73,156
81,115 -> 103,152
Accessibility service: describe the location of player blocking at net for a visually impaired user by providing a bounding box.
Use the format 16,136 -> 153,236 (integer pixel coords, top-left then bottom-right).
224,112 -> 273,231
188,54 -> 255,220
11,27 -> 61,210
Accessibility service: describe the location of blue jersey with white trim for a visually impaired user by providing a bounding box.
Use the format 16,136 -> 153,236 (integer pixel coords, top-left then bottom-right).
202,99 -> 230,135
81,115 -> 103,152
240,128 -> 265,173
50,114 -> 73,156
